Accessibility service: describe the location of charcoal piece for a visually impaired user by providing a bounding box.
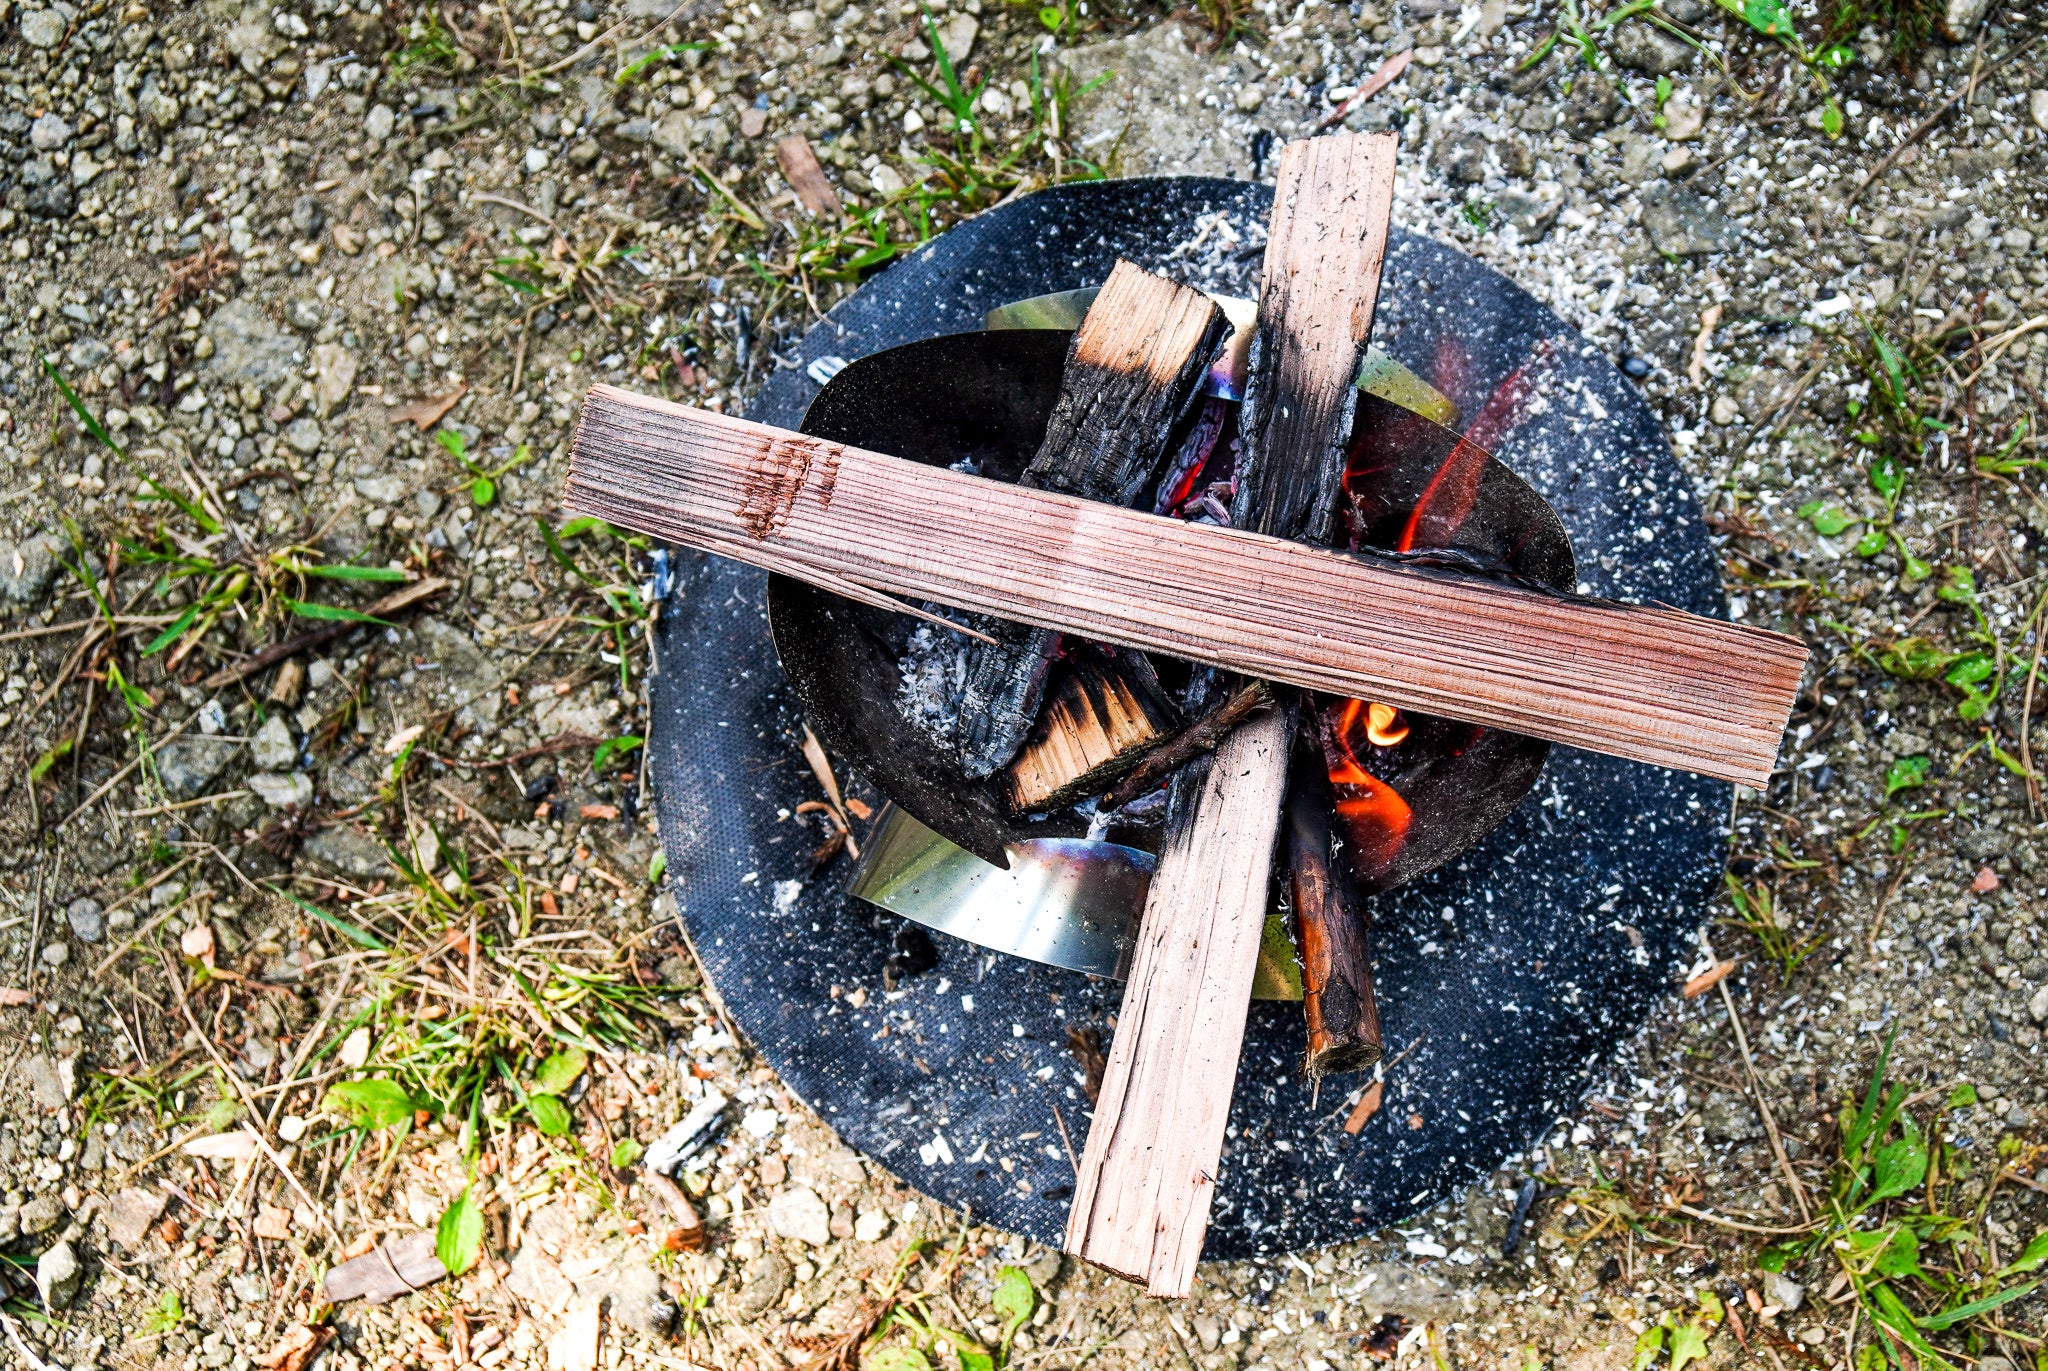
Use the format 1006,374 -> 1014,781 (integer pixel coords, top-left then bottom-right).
882,923 -> 938,989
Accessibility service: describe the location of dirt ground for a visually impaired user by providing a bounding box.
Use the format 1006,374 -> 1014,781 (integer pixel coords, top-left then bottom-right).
0,1 -> 2044,1370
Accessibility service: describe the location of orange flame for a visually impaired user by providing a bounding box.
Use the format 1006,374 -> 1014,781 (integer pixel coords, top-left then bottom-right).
1364,701 -> 1409,747
1322,699 -> 1413,886
1395,340 -> 1557,554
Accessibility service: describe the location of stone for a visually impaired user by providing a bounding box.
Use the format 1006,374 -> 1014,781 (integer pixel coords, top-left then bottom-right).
157,734 -> 241,799
1234,85 -> 1264,113
853,1208 -> 890,1241
300,826 -> 396,880
767,1186 -> 832,1248
2030,983 -> 2048,1023
37,1240 -> 81,1310
1564,74 -> 1620,136
105,1187 -> 169,1248
366,104 -> 396,141
1618,133 -> 1660,185
1701,1090 -> 1762,1142
1056,24 -> 1247,177
1763,1270 -> 1805,1312
29,112 -> 71,150
603,1260 -> 676,1338
738,108 -> 767,139
284,417 -> 324,455
729,1253 -> 791,1321
0,1209 -> 17,1246
1710,394 -> 1741,426
938,13 -> 978,65
1611,23 -> 1693,74
21,1194 -> 65,1237
20,157 -> 74,217
203,300 -> 300,388
354,475 -> 406,504
248,772 -> 314,809
418,618 -> 503,727
2032,90 -> 2048,133
138,76 -> 181,130
65,898 -> 104,944
0,532 -> 65,608
40,942 -> 67,967
547,1298 -> 601,1371
508,1246 -> 577,1310
311,345 -> 357,418
1660,90 -> 1705,141
869,163 -> 907,196
1437,134 -> 1486,185
251,713 -> 297,771
18,8 -> 66,48
1350,1262 -> 1460,1319
1938,0 -> 1988,40
1641,182 -> 1742,257
225,11 -> 280,72
651,110 -> 695,158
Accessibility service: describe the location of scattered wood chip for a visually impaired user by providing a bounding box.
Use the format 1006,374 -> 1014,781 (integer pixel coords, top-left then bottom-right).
1690,303 -> 1722,387
547,1298 -> 602,1371
389,384 -> 469,430
1343,1080 -> 1383,1134
579,803 -> 619,821
325,1231 -> 448,1304
1971,866 -> 2000,892
179,923 -> 215,965
254,1325 -> 332,1371
0,988 -> 31,1007
182,1130 -> 258,1160
383,723 -> 428,755
775,135 -> 843,219
1682,958 -> 1738,999
252,1204 -> 293,1240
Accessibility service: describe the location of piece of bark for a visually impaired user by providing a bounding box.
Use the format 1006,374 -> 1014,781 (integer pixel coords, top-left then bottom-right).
200,577 -> 452,691
1062,133 -> 1406,1299
954,259 -> 1229,778
1005,652 -> 1180,812
324,1230 -> 448,1304
564,391 -> 1806,785
1286,721 -> 1382,1079
776,135 -> 843,219
643,1171 -> 705,1252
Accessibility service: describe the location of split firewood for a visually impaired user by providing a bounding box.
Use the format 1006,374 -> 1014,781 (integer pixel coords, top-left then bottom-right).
953,259 -> 1229,778
1061,131 -> 1403,1297
1005,650 -> 1180,812
1286,720 -> 1382,1079
323,1230 -> 448,1304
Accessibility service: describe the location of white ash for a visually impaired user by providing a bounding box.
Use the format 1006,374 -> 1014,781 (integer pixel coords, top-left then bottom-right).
897,620 -> 973,748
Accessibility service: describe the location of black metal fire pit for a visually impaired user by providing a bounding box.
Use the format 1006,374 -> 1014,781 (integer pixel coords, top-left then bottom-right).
645,177 -> 1726,1258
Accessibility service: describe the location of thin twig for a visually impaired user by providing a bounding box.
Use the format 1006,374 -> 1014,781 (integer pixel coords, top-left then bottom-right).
1718,977 -> 1813,1222
58,713 -> 196,829
1845,31 -> 2026,209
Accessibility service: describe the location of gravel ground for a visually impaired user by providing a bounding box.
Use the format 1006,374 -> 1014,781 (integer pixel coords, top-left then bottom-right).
0,1 -> 2045,1370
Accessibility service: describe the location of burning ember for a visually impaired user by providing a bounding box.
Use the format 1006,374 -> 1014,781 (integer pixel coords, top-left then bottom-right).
1320,698 -> 1414,890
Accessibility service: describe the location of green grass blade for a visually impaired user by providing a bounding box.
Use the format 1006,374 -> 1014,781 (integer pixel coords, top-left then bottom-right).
40,353 -> 124,455
141,603 -> 204,657
297,564 -> 410,582
281,597 -> 393,626
268,885 -> 389,951
1917,1281 -> 2038,1331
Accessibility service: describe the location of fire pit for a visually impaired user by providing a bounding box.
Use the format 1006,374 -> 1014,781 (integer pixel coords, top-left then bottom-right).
642,176 -> 1727,1257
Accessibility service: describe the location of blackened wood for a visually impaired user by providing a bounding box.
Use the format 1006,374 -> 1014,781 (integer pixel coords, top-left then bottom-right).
563,388 -> 1806,786
1063,133 -> 1403,1299
1287,720 -> 1382,1080
954,260 -> 1229,778
1005,651 -> 1180,812
1099,681 -> 1271,811
1232,133 -> 1401,546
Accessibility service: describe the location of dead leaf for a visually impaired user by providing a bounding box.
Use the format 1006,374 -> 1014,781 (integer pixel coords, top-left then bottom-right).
388,383 -> 469,430
1971,866 -> 2000,892
1681,959 -> 1738,998
255,1324 -> 332,1371
182,1130 -> 259,1160
0,987 -> 33,1006
253,1204 -> 293,1240
1343,1080 -> 1383,1135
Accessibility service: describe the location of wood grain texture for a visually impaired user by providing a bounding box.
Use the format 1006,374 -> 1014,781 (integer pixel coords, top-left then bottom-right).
1005,653 -> 1178,812
563,389 -> 1806,787
956,260 -> 1230,778
1232,132 -> 1400,545
1059,706 -> 1294,1295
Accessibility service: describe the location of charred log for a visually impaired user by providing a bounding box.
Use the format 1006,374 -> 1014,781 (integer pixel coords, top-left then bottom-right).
1005,649 -> 1180,813
1286,722 -> 1383,1080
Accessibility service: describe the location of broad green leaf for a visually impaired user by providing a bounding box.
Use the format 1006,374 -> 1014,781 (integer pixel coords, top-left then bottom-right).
1725,0 -> 1794,38
956,1349 -> 994,1371
1038,5 -> 1064,30
1801,503 -> 1856,537
1869,454 -> 1903,501
1855,529 -> 1887,558
282,597 -> 392,626
1920,1280 -> 2037,1330
1817,43 -> 1855,69
1631,1324 -> 1666,1371
1821,100 -> 1844,139
1945,1083 -> 1977,1109
1884,756 -> 1929,798
864,1349 -> 933,1371
29,738 -> 74,783
1998,1231 -> 2048,1277
649,851 -> 668,884
592,735 -> 644,772
1937,565 -> 1976,604
471,476 -> 496,507
529,1093 -> 572,1136
436,429 -> 466,461
1756,1243 -> 1796,1273
533,1047 -> 588,1096
610,1138 -> 644,1168
324,1079 -> 416,1130
992,1265 -> 1036,1342
436,1186 -> 485,1276
1850,1224 -> 1926,1280
1668,1320 -> 1710,1371
1943,653 -> 1995,688
1876,637 -> 1953,680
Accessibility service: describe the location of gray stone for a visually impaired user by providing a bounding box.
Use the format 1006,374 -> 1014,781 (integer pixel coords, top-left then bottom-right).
312,343 -> 357,415
1939,0 -> 1988,40
418,618 -> 502,726
37,1240 -> 81,1310
1351,1262 -> 1460,1319
651,110 -> 696,159
25,1055 -> 67,1109
21,1194 -> 65,1237
603,1260 -> 677,1338
40,942 -> 67,968
29,112 -> 70,150
353,475 -> 406,504
283,418 -> 324,456
225,11 -> 280,73
1056,24 -> 1242,178
300,826 -> 395,880
0,532 -> 65,609
0,1209 -> 18,1246
1563,73 -> 1620,136
2029,983 -> 2048,1023
65,897 -> 103,944
729,1253 -> 791,1321
1702,1090 -> 1762,1142
138,76 -> 181,130
937,13 -> 978,65
1641,182 -> 1743,257
68,338 -> 108,369
250,713 -> 297,771
1611,23 -> 1693,74
105,1187 -> 167,1248
19,156 -> 73,218
366,104 -> 396,141
248,771 -> 314,809
202,300 -> 299,388
506,1246 -> 576,1308
157,736 -> 240,800
18,8 -> 67,48
1762,1270 -> 1805,1312
1437,134 -> 1486,185
1497,190 -> 1560,242
767,1185 -> 832,1248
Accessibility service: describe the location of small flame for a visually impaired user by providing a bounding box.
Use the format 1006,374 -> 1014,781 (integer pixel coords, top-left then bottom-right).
1322,699 -> 1413,886
1396,340 -> 1557,554
1364,702 -> 1409,747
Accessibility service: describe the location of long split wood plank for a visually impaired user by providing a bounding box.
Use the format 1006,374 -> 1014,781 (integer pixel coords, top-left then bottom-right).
564,386 -> 1807,788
